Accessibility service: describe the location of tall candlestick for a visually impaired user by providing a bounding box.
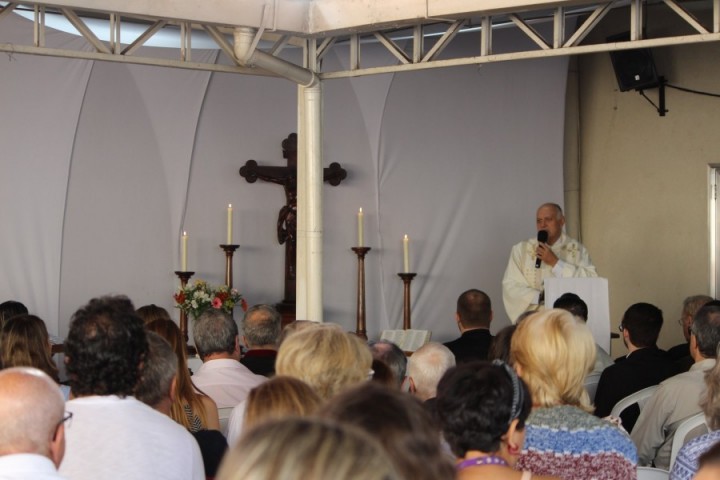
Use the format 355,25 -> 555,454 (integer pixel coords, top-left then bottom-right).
358,208 -> 364,247
403,234 -> 409,273
181,231 -> 188,271
227,204 -> 233,245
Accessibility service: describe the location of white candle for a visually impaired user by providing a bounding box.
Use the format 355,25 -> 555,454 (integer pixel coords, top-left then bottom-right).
358,208 -> 364,247
403,234 -> 409,273
227,204 -> 233,245
181,231 -> 188,271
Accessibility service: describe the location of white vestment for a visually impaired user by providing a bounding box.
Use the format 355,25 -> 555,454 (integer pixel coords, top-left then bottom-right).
502,233 -> 597,323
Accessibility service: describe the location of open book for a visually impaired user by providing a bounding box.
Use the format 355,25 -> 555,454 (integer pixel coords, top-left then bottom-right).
380,329 -> 431,352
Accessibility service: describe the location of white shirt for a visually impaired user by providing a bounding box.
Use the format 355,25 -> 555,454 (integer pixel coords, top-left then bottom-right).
192,358 -> 266,409
0,454 -> 66,480
59,395 -> 204,480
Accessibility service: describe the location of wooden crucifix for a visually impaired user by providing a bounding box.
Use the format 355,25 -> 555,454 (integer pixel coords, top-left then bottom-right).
239,133 -> 347,324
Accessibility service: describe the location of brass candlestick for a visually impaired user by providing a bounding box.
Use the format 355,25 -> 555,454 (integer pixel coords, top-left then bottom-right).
351,247 -> 371,339
174,271 -> 195,344
220,244 -> 239,288
398,273 -> 417,330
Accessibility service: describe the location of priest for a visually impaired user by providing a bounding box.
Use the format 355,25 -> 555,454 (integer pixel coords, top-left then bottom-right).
502,203 -> 597,323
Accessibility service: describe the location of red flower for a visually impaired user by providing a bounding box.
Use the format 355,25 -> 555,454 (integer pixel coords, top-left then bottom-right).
212,297 -> 223,309
174,292 -> 185,304
241,298 -> 248,312
216,291 -> 229,302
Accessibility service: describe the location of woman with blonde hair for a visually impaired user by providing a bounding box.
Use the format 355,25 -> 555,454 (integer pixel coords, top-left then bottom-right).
511,309 -> 637,479
227,323 -> 371,445
217,417 -> 400,480
0,314 -> 70,399
146,318 -> 220,431
244,376 -> 322,431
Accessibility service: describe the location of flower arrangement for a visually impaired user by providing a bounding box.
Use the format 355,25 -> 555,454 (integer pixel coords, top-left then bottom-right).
173,279 -> 247,320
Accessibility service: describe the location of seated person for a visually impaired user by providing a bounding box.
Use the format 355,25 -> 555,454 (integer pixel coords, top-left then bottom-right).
0,314 -> 70,400
631,302 -> 720,469
243,376 -> 322,430
0,367 -> 67,479
226,323 -> 371,445
137,332 -> 227,479
323,382 -> 456,480
512,310 -> 637,480
668,295 -> 713,372
368,340 -> 407,388
444,289 -> 494,363
594,303 -> 678,431
240,305 -> 282,377
59,295 -> 204,480
552,292 -> 613,375
146,318 -> 220,431
694,442 -> 720,480
216,417 -> 400,480
192,309 -> 266,409
436,361 -> 558,480
670,356 -> 720,480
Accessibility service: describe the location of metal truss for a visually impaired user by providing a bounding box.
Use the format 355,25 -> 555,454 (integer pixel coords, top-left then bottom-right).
0,0 -> 719,82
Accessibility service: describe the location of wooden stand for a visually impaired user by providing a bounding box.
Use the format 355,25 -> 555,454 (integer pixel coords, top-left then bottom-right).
174,271 -> 195,344
351,247 -> 371,339
398,273 -> 416,330
220,244 -> 239,288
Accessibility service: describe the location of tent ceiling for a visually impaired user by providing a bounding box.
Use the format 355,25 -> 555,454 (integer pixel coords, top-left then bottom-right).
0,0 -> 718,78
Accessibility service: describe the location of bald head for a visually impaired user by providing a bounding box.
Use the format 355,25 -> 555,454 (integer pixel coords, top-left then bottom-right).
0,367 -> 65,465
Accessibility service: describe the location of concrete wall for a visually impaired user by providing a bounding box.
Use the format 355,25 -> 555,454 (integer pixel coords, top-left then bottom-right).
575,9 -> 719,355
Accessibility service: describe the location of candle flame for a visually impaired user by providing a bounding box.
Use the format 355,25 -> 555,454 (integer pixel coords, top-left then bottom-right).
183,231 -> 187,236
228,204 -> 232,208
359,207 -> 363,213
404,234 -> 408,240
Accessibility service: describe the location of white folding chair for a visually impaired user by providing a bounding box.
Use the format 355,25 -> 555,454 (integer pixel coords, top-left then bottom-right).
669,412 -> 709,469
610,385 -> 660,419
637,466 -> 669,480
218,407 -> 234,437
584,372 -> 602,402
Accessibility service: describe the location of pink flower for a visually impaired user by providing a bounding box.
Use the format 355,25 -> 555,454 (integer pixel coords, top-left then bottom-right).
212,298 -> 223,309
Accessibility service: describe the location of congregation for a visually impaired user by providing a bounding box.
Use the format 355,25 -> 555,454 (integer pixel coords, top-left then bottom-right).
1,287 -> 719,480
2,204 -> 720,479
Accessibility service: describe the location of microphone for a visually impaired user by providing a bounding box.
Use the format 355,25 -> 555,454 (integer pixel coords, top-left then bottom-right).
535,230 -> 548,268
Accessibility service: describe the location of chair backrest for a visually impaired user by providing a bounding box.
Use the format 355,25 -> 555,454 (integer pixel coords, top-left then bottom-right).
218,407 -> 234,437
669,412 -> 709,469
637,466 -> 669,480
610,385 -> 660,418
584,372 -> 603,402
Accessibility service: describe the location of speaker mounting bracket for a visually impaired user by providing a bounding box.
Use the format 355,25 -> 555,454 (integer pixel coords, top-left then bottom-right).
638,76 -> 668,117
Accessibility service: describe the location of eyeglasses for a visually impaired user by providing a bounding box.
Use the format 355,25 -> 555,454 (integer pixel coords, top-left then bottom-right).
53,411 -> 73,441
618,324 -> 624,332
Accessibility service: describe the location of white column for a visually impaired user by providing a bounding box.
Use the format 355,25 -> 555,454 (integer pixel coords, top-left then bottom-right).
297,82 -> 323,322
296,38 -> 322,322
295,86 -> 308,320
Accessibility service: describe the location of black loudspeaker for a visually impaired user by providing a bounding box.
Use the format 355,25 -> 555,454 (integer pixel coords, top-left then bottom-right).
608,33 -> 660,92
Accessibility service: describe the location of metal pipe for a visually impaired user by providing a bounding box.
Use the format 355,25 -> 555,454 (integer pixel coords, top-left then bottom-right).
234,26 -> 317,87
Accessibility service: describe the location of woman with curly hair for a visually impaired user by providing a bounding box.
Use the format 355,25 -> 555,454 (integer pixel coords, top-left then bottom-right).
0,314 -> 70,400
511,309 -> 637,480
146,318 -> 220,432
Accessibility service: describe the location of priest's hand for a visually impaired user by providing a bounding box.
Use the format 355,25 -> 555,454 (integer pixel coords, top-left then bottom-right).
536,243 -> 559,267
